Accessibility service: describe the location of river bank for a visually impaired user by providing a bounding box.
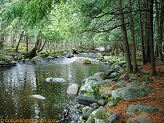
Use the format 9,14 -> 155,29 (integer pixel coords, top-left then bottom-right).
64,62 -> 164,123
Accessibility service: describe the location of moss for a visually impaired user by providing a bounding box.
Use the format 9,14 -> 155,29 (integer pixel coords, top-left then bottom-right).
126,105 -> 163,114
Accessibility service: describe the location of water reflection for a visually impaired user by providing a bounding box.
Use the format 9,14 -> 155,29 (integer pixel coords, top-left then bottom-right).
0,57 -> 110,121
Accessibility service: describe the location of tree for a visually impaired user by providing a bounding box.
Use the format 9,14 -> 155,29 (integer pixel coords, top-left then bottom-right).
128,0 -> 138,72
28,30 -> 41,58
159,0 -> 164,61
149,0 -> 157,75
119,0 -> 132,72
15,30 -> 24,52
0,0 -> 5,49
138,0 -> 146,64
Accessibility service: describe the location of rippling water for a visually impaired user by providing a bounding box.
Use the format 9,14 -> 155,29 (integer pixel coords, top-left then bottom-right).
0,56 -> 110,122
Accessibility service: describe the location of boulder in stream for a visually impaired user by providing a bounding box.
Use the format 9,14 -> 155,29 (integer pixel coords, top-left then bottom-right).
67,84 -> 79,96
31,56 -> 43,63
30,94 -> 46,100
45,77 -> 66,83
74,57 -> 91,64
76,94 -> 98,105
93,72 -> 109,80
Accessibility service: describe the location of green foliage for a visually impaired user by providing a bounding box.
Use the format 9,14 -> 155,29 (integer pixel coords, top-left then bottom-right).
91,84 -> 101,99
93,109 -> 109,119
1,0 -> 25,26
0,56 -> 12,63
142,74 -> 154,86
84,57 -> 91,63
104,56 -> 126,66
105,97 -> 122,108
1,0 -> 58,27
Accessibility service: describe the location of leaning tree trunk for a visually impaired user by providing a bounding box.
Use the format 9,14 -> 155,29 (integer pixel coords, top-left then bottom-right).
28,30 -> 41,59
0,18 -> 4,49
149,0 -> 157,76
38,40 -> 47,52
138,0 -> 146,64
15,30 -> 24,52
119,0 -> 132,72
128,0 -> 138,72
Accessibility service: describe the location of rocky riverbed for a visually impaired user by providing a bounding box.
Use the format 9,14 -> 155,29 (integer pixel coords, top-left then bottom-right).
64,64 -> 164,123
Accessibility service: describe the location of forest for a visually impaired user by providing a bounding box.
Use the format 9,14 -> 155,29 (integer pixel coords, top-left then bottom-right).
0,0 -> 163,74
0,0 -> 164,123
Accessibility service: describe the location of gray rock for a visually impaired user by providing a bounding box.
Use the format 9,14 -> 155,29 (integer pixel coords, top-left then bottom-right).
66,54 -> 74,58
93,72 -> 108,80
90,107 -> 108,119
67,84 -> 79,96
0,60 -> 17,67
30,94 -> 46,100
120,72 -> 129,80
105,101 -> 116,108
126,82 -> 138,88
76,94 -> 98,105
127,113 -> 153,123
90,103 -> 99,109
106,114 -> 119,123
4,55 -> 14,61
45,77 -> 66,83
126,105 -> 163,114
105,98 -> 122,108
104,56 -> 112,62
86,107 -> 115,123
31,56 -> 43,63
74,57 -> 91,64
79,77 -> 106,98
82,106 -> 93,119
94,119 -> 105,123
98,99 -> 106,106
46,56 -> 54,59
74,104 -> 85,110
112,87 -> 148,100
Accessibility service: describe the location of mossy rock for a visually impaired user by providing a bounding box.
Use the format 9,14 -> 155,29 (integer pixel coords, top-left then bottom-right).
74,57 -> 91,64
126,105 -> 163,114
86,107 -> 119,123
112,87 -> 149,100
82,106 -> 94,119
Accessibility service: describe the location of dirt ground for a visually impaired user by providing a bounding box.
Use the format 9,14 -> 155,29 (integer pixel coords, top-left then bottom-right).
106,63 -> 164,123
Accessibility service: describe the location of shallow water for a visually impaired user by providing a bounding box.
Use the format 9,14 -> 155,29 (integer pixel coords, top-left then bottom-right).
0,56 -> 110,122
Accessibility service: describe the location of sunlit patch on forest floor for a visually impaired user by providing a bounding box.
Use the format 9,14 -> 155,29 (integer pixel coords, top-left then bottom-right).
106,62 -> 164,123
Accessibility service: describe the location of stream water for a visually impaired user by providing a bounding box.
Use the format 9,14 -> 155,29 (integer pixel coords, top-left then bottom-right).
0,54 -> 110,122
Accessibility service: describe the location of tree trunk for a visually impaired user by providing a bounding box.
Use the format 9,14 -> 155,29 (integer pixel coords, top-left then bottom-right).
159,0 -> 164,61
26,35 -> 28,52
144,0 -> 150,62
38,40 -> 47,52
128,0 -> 138,72
0,17 -> 4,49
149,0 -> 157,76
0,37 -> 4,50
138,0 -> 146,64
119,0 -> 132,73
15,31 -> 24,52
155,0 -> 160,57
28,30 -> 41,58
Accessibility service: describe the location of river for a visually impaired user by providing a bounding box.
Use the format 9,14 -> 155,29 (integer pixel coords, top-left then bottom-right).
0,54 -> 110,122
